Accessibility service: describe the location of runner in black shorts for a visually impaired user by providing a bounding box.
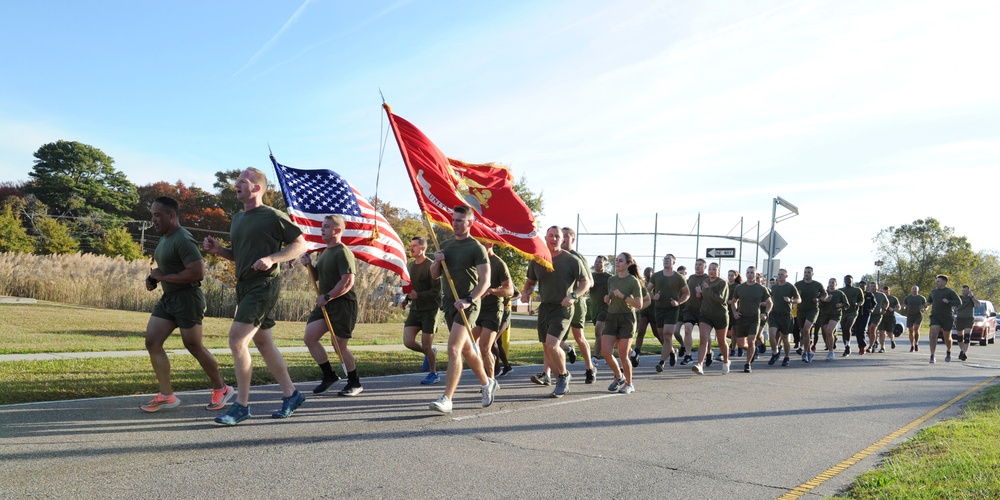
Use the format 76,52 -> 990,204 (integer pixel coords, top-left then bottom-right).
927,275 -> 960,364
680,259 -> 709,365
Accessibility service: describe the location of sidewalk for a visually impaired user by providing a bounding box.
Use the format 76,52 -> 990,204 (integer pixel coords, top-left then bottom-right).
0,340 -> 540,362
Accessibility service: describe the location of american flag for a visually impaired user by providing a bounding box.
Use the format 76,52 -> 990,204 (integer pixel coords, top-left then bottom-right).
270,155 -> 410,285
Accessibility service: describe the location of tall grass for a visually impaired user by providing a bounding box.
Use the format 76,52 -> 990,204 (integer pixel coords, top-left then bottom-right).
0,252 -> 404,323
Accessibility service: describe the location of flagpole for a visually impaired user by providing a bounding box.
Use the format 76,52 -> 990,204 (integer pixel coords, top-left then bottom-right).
304,260 -> 349,377
422,214 -> 480,351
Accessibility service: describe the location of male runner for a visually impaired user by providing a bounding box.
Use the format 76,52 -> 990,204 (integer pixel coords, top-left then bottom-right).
680,259 -> 710,365
818,278 -> 848,361
730,266 -> 772,373
560,228 -> 596,383
400,236 -> 442,385
955,285 -> 981,361
473,242 -> 513,378
903,286 -> 926,352
876,285 -> 900,352
652,254 -> 690,372
590,255 -> 612,363
692,262 -> 728,374
767,268 -> 800,367
794,266 -> 827,363
866,282 -> 888,352
838,275 -> 864,357
927,275 -> 960,364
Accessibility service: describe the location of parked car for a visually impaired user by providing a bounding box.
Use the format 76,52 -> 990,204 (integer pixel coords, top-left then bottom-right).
950,300 -> 997,346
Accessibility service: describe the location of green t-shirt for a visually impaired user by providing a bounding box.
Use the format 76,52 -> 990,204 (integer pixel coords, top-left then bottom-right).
317,243 -> 356,303
153,227 -> 202,295
883,295 -> 900,318
527,250 -> 587,305
956,295 -> 976,319
734,282 -> 771,317
607,273 -> 643,314
481,254 -> 511,314
230,205 -> 303,282
870,292 -> 888,317
685,273 -> 710,311
819,289 -> 848,316
699,277 -> 729,317
903,294 -> 926,316
407,258 -> 441,312
440,237 -> 488,302
840,285 -> 864,314
928,287 -> 960,317
769,282 -> 800,316
794,280 -> 827,314
650,271 -> 687,308
591,271 -> 611,315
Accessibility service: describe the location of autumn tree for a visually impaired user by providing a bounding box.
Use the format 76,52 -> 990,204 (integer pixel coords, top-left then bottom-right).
0,203 -> 33,254
874,218 -> 979,295
134,180 -> 229,233
96,225 -> 143,261
33,216 -> 79,255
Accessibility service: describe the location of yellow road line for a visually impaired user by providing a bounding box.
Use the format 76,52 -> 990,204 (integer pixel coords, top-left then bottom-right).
778,376 -> 997,500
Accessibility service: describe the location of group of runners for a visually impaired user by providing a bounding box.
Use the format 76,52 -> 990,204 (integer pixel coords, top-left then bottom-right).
139,173 -> 983,421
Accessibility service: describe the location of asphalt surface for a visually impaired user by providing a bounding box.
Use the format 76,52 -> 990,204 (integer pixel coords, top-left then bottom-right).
2,337 -> 999,499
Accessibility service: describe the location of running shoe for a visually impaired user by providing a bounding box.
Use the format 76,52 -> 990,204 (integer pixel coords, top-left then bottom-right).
608,377 -> 626,392
929,355 -> 936,364
141,393 -> 180,413
826,351 -> 835,361
768,353 -> 780,366
629,350 -> 639,368
618,383 -> 635,395
482,378 -> 498,407
744,363 -> 752,373
272,390 -> 305,418
531,372 -> 552,386
669,349 -> 677,367
843,346 -> 851,357
692,363 -> 704,375
959,351 -> 968,361
656,360 -> 664,373
567,346 -> 577,364
430,395 -> 452,414
313,373 -> 340,394
945,351 -> 952,362
551,373 -> 571,398
497,365 -> 513,378
705,352 -> 713,367
891,340 -> 896,349
795,347 -> 803,355
421,372 -> 441,385
680,355 -> 693,366
215,401 -> 251,425
338,383 -> 363,397
721,361 -> 731,375
878,347 -> 885,353
807,352 -> 815,363
909,346 -> 915,352
585,368 -> 596,384
781,357 -> 790,367
802,353 -> 809,363
207,385 -> 235,411
678,347 -> 687,358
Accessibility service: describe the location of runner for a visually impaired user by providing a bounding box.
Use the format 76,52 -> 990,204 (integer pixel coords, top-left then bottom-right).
427,206 -> 498,413
300,215 -> 362,397
794,266 -> 827,363
521,226 -> 589,397
903,286 -> 927,352
838,275 -> 864,357
866,282 -> 888,352
767,268 -> 800,367
632,266 -> 658,365
560,227 -> 596,383
400,236 -> 442,385
955,285 -> 981,361
730,266 -> 772,373
141,196 -> 232,413
473,242 -> 513,379
680,259 -> 710,365
876,285 -> 900,352
725,270 -> 743,357
692,262 -> 728,374
927,274 -> 960,364
603,252 -> 647,394
590,255 -> 612,364
652,254 -> 690,372
203,167 -> 307,425
818,278 -> 848,361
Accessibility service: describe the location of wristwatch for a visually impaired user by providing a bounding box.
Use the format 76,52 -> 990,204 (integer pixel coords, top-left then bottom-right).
465,296 -> 473,304
323,293 -> 331,302
571,292 -> 578,299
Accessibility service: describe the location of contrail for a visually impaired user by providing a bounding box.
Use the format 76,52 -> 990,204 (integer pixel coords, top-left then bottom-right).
233,0 -> 313,77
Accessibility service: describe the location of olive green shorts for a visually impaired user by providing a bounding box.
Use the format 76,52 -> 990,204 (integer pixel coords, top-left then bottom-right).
234,277 -> 281,330
308,298 -> 358,339
151,288 -> 206,329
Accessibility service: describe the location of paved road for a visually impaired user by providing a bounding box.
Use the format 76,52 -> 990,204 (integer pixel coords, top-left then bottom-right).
2,338 -> 998,499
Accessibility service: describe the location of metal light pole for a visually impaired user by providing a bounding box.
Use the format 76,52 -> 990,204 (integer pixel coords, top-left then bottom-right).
765,196 -> 799,283
875,259 -> 884,285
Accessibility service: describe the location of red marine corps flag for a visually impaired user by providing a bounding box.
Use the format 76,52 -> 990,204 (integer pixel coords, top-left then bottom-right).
383,104 -> 553,270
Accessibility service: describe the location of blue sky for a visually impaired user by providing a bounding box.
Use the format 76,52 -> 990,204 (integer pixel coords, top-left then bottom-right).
2,0 -> 998,282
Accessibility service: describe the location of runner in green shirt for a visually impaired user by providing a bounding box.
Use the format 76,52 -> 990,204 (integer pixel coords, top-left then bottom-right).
767,268 -> 801,366
401,236 -> 443,385
838,275 -> 865,357
955,285 -> 981,361
731,266 -> 772,373
866,282 -> 888,352
680,259 -> 710,365
560,227 -> 596,382
794,266 -> 827,363
590,255 -> 612,361
692,262 -> 729,374
602,252 -> 647,395
818,278 -> 848,361
876,286 -> 900,352
927,274 -> 961,364
474,243 -> 514,379
902,286 -> 927,352
652,254 -> 690,371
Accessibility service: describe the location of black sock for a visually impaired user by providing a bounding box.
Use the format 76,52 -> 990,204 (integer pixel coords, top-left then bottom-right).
319,361 -> 335,378
348,369 -> 360,385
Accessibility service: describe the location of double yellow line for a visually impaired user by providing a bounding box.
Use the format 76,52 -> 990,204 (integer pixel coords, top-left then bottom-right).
778,376 -> 997,499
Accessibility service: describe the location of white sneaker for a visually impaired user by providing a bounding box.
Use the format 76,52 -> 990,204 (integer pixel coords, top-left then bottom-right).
826,351 -> 835,361
721,361 -> 731,374
481,378 -> 498,407
691,363 -> 704,375
429,395 -> 452,413
618,383 -> 635,394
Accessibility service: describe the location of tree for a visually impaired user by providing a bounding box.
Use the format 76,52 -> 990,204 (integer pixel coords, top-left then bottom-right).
26,141 -> 138,217
96,225 -> 143,261
0,203 -> 33,254
33,216 -> 79,255
0,181 -> 27,206
874,217 -> 977,295
134,180 -> 229,232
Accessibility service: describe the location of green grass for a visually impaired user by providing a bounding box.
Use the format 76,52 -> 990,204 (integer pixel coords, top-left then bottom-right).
833,383 -> 1000,499
0,302 -> 542,354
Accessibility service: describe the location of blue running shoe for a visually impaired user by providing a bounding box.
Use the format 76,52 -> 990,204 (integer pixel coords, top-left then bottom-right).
421,356 -> 429,372
420,372 -> 441,385
271,390 -> 305,419
215,402 -> 251,426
